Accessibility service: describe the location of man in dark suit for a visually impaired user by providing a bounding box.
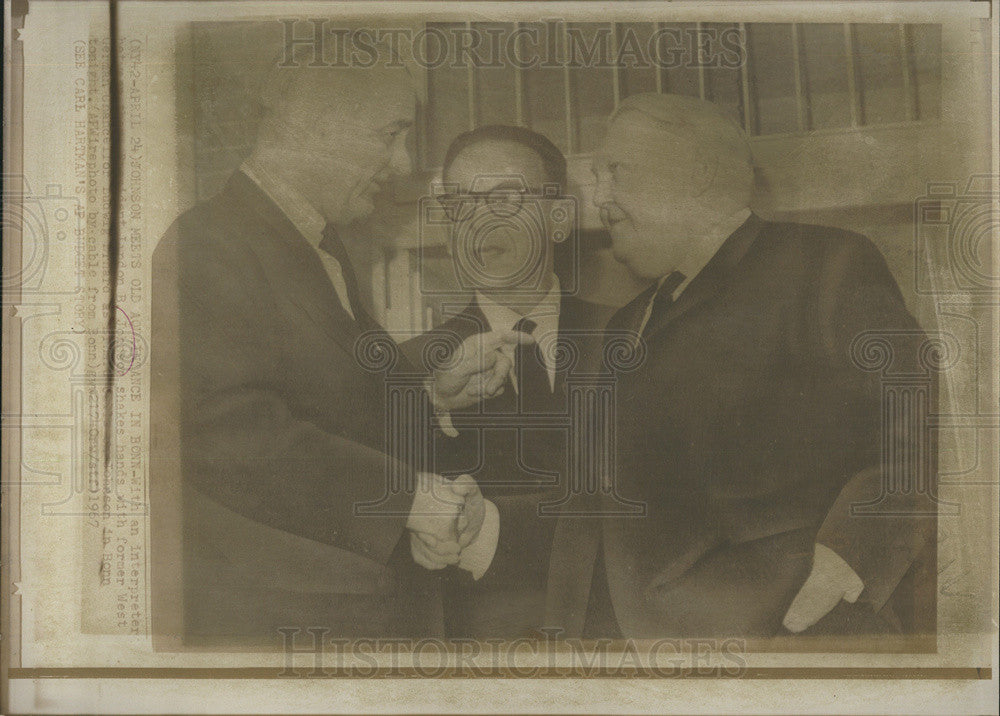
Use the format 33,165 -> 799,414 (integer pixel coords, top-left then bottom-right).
405,126 -> 603,638
150,62 -> 503,645
545,93 -> 937,640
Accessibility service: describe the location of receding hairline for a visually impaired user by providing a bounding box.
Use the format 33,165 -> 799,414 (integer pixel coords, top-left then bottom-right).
445,139 -> 547,172
607,107 -> 699,141
441,125 -> 568,191
608,94 -> 753,167
612,92 -> 739,128
261,62 -> 415,116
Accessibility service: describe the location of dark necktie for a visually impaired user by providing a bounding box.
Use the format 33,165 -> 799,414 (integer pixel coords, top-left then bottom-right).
643,270 -> 687,335
608,270 -> 686,352
513,316 -> 552,412
319,223 -> 377,331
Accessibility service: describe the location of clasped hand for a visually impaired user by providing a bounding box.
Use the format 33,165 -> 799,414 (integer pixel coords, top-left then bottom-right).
428,329 -> 534,412
406,473 -> 485,570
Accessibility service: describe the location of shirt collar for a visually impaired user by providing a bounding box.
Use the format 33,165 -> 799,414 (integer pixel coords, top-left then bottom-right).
240,158 -> 326,248
475,275 -> 562,336
476,276 -> 562,392
671,207 -> 753,299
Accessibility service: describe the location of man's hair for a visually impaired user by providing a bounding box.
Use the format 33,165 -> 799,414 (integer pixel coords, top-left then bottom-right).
610,93 -> 755,203
610,92 -> 752,161
253,39 -> 412,150
441,125 -> 568,192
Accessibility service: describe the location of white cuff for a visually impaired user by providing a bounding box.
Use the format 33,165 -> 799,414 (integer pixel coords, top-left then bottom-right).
814,542 -> 865,602
457,500 -> 499,580
425,377 -> 459,438
437,411 -> 458,438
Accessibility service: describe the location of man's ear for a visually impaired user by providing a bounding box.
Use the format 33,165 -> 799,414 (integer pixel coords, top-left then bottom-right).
690,146 -> 719,198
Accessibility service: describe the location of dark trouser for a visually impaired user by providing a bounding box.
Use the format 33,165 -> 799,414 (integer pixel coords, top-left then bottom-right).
443,568 -> 548,639
583,548 -> 622,639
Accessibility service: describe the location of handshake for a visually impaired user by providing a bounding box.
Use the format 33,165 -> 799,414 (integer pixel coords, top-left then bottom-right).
406,473 -> 491,572
403,330 -> 532,574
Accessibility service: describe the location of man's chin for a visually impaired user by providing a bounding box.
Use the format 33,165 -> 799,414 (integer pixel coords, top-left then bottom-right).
610,245 -> 634,270
612,248 -> 657,281
342,196 -> 376,224
609,227 -> 636,259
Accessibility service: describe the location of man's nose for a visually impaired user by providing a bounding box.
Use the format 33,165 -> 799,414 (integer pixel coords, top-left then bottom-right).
388,135 -> 412,176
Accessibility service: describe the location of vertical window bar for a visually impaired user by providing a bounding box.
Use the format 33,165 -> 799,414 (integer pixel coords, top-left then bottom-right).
655,22 -> 665,93
898,23 -> 915,121
791,23 -> 807,131
415,97 -> 427,170
373,251 -> 386,325
415,27 -> 430,171
408,251 -> 422,333
561,21 -> 575,154
696,22 -> 707,100
738,22 -> 753,132
513,22 -> 525,125
610,22 -> 621,107
465,21 -> 477,130
843,23 -> 861,126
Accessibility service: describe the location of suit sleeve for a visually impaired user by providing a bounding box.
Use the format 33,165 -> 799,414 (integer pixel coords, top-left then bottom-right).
154,223 -> 412,566
813,235 -> 938,612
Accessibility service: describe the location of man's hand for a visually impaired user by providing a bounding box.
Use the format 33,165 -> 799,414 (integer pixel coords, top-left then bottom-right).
406,473 -> 485,570
409,529 -> 460,570
451,474 -> 486,549
407,472 -> 462,569
783,543 -> 865,633
428,330 -> 533,412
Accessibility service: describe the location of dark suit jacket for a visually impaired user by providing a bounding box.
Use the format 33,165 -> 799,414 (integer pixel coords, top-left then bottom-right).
150,172 -> 441,645
402,295 -> 602,637
546,214 -> 937,639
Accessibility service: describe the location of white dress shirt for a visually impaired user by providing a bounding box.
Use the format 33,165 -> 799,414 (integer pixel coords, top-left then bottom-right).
240,159 -> 356,319
475,276 -> 563,392
453,275 -> 563,580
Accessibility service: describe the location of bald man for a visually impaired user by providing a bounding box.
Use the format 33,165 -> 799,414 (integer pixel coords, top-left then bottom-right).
151,61 -> 505,644
545,93 -> 937,640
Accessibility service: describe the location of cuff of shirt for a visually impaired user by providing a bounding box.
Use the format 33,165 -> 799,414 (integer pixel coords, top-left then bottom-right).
814,542 -> 865,602
437,410 -> 458,438
457,499 -> 499,580
425,376 -> 459,438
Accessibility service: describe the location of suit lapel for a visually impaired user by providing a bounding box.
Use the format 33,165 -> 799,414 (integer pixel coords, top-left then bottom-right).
224,172 -> 367,356
461,300 -> 491,338
643,213 -> 764,342
552,294 -> 597,394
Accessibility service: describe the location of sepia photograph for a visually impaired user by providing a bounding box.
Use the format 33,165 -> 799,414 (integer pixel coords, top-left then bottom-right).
2,0 -> 998,713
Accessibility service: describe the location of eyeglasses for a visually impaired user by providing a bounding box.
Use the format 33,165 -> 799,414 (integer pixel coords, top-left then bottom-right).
436,187 -> 541,222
